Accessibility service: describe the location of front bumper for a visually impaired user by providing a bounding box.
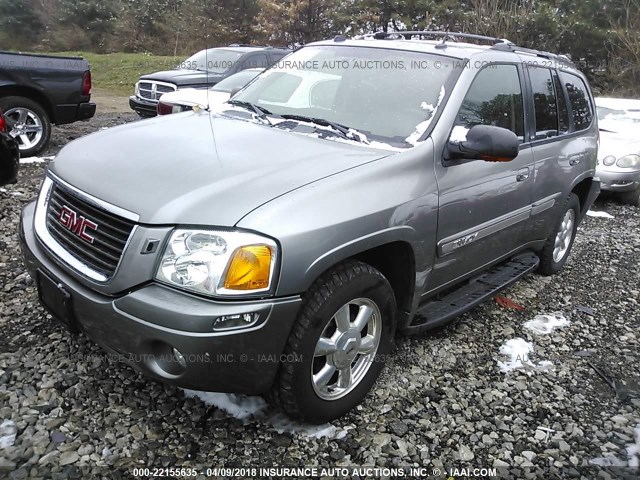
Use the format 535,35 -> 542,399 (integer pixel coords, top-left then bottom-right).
129,96 -> 158,117
19,201 -> 302,394
596,168 -> 640,193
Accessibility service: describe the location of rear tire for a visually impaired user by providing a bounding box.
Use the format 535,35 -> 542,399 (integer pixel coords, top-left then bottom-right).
619,185 -> 640,207
267,260 -> 396,423
0,96 -> 51,157
537,193 -> 580,276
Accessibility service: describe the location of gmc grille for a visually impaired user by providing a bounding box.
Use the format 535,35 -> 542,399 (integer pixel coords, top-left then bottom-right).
45,184 -> 135,279
138,81 -> 177,102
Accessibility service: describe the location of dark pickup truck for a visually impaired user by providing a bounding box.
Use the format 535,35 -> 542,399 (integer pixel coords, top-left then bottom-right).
0,51 -> 96,157
129,45 -> 289,117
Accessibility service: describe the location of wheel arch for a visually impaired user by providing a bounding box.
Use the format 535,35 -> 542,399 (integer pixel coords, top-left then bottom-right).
0,85 -> 54,122
300,230 -> 417,328
571,176 -> 594,212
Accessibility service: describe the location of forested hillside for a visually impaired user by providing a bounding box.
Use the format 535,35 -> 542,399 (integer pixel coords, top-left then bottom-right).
1,0 -> 638,94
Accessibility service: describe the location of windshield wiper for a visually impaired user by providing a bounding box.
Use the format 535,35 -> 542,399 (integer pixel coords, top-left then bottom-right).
279,114 -> 368,143
226,100 -> 273,125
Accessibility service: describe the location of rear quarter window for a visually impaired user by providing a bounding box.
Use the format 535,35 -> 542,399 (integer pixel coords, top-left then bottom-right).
558,71 -> 593,131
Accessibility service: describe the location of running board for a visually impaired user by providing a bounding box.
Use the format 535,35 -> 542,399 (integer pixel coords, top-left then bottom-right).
402,251 -> 540,335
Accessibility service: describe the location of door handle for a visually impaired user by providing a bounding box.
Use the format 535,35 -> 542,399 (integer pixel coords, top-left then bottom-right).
516,167 -> 530,182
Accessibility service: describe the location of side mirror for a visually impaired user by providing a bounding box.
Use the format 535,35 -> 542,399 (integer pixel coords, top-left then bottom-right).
446,125 -> 519,163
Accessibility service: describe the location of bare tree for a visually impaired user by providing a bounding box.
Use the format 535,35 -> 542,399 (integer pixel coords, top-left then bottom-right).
606,0 -> 640,95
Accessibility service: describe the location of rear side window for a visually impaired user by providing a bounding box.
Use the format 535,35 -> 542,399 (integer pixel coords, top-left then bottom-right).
559,71 -> 593,131
455,64 -> 525,141
240,54 -> 269,70
554,74 -> 570,134
529,67 -> 558,139
269,52 -> 289,65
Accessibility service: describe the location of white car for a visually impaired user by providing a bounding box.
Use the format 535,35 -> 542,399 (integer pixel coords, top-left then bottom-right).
595,97 -> 640,206
157,68 -> 263,115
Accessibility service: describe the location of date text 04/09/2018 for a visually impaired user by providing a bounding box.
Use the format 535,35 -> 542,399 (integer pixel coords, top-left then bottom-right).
208,467 -> 497,477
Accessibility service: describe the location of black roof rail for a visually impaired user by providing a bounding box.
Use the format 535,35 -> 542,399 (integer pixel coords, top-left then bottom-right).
491,43 -> 575,66
352,30 -> 574,67
357,30 -> 512,46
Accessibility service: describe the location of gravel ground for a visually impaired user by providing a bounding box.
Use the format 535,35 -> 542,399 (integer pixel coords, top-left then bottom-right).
1,113 -> 639,479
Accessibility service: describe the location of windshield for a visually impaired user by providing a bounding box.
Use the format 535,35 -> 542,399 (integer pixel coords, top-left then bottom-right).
181,49 -> 244,74
231,46 -> 455,148
212,69 -> 262,93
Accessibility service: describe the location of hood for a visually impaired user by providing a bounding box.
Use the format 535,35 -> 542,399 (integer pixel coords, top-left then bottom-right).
49,112 -> 391,226
159,89 -> 229,108
598,130 -> 640,160
140,69 -> 224,87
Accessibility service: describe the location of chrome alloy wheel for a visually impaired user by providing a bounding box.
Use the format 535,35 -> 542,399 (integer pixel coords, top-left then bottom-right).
312,298 -> 382,401
553,209 -> 575,263
5,107 -> 44,151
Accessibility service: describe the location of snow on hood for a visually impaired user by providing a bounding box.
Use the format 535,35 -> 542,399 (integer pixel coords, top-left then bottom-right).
267,116 -> 402,152
598,129 -> 640,160
159,89 -> 230,109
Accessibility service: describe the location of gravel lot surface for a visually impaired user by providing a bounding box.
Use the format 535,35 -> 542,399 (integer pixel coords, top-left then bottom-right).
1,113 -> 639,479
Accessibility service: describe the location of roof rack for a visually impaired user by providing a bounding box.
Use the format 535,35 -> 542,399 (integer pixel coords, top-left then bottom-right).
356,30 -> 512,46
491,43 -> 575,66
351,30 -> 574,66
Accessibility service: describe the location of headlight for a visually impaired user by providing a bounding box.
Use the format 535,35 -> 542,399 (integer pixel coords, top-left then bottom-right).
602,155 -> 616,166
155,229 -> 278,297
616,154 -> 640,169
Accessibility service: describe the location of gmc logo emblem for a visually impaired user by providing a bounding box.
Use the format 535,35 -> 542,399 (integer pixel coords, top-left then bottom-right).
58,205 -> 98,244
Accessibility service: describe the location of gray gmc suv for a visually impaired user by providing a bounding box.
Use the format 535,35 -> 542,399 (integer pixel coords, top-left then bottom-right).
20,32 -> 600,423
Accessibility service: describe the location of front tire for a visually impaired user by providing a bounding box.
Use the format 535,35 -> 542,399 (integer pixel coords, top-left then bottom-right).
538,193 -> 580,275
619,185 -> 640,207
0,96 -> 51,157
269,260 -> 396,423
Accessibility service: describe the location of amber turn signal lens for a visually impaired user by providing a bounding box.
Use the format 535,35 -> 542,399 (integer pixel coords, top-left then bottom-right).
224,245 -> 272,290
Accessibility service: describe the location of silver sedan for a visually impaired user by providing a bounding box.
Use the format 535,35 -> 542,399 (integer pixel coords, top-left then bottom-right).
596,97 -> 640,206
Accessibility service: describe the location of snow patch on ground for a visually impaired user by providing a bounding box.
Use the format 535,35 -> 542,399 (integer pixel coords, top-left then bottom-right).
497,338 -> 534,373
589,455 -> 627,467
181,390 -> 351,439
524,313 -> 570,335
587,210 -> 614,219
497,338 -> 553,374
627,424 -> 640,468
591,424 -> 640,469
0,188 -> 24,197
0,419 -> 17,448
182,390 -> 266,420
20,156 -> 54,164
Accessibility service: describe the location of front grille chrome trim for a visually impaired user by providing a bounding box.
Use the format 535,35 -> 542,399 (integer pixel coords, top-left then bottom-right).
136,80 -> 177,103
34,175 -> 138,284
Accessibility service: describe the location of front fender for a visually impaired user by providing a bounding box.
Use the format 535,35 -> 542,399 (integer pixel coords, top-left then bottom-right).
236,141 -> 439,299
